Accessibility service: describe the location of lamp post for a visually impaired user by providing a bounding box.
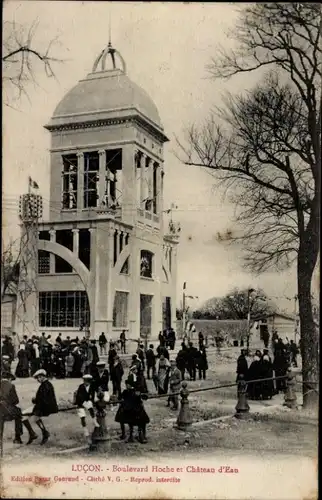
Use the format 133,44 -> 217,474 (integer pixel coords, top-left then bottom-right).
246,288 -> 255,354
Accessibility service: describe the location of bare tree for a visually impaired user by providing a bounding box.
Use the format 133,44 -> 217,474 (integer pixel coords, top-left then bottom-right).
178,3 -> 321,407
193,288 -> 276,320
2,19 -> 62,105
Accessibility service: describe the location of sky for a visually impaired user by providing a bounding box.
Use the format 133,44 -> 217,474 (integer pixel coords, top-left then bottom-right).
3,1 -> 303,312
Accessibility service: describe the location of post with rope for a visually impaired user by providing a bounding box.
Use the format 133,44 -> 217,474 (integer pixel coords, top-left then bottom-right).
235,375 -> 250,419
284,369 -> 297,409
175,382 -> 192,431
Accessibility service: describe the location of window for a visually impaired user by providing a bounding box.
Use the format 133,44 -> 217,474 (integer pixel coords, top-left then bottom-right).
84,152 -> 99,208
79,229 -> 91,270
39,291 -> 90,328
62,155 -> 78,209
38,250 -> 50,274
140,250 -> 153,278
113,291 -> 129,328
140,294 -> 153,338
39,231 -> 50,241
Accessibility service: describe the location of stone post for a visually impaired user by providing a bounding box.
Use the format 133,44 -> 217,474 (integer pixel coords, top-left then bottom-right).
176,382 -> 192,430
235,375 -> 250,419
284,369 -> 297,409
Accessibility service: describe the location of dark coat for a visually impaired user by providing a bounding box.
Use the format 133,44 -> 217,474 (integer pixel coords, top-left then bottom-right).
108,348 -> 117,367
176,349 -> 188,371
91,369 -> 110,395
236,355 -> 248,380
115,389 -> 150,426
156,345 -> 169,359
260,359 -> 274,399
98,334 -> 107,346
0,380 -> 22,421
15,349 -> 29,378
32,379 -> 58,417
110,363 -> 124,383
75,383 -> 93,407
186,346 -> 198,367
90,345 -> 99,365
196,350 -> 208,370
145,348 -> 156,367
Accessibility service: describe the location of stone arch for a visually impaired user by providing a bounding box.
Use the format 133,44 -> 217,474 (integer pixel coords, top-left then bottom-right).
114,245 -> 131,275
38,240 -> 90,290
162,265 -> 169,283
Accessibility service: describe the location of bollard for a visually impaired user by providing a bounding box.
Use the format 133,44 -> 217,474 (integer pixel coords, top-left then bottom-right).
176,382 -> 193,431
284,369 -> 297,409
235,375 -> 250,419
90,392 -> 109,450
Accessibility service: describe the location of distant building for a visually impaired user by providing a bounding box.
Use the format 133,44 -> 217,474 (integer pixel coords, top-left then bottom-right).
15,42 -> 179,340
254,312 -> 298,343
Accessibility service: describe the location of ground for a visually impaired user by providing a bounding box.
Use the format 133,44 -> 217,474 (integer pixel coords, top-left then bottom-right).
2,346 -> 317,463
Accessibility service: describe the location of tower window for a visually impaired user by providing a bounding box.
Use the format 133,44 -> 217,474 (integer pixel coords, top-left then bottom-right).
62,155 -> 78,209
140,250 -> 153,278
79,229 -> 91,270
153,163 -> 158,214
84,152 -> 99,208
39,291 -> 90,328
113,291 -> 129,328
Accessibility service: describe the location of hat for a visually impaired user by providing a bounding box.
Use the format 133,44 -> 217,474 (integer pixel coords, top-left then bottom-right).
33,369 -> 47,378
83,374 -> 93,380
96,361 -> 105,367
2,355 -> 10,360
1,371 -> 15,381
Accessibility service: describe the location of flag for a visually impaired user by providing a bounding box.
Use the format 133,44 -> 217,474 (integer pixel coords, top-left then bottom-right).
28,176 -> 39,189
183,282 -> 186,290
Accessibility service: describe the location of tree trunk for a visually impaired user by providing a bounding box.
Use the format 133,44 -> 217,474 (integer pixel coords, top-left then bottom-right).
297,247 -> 319,408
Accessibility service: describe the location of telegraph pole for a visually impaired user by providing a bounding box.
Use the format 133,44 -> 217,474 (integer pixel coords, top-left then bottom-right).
182,282 -> 186,337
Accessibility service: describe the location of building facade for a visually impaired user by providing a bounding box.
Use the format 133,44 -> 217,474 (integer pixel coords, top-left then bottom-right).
21,43 -> 179,340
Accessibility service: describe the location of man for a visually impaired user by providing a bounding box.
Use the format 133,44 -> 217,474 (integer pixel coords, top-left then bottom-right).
156,343 -> 169,360
176,343 -> 188,381
98,332 -> 108,356
145,344 -> 156,380
167,360 -> 182,410
130,354 -> 142,372
236,349 -> 248,382
89,340 -> 99,376
198,331 -> 204,350
39,332 -> 48,350
75,374 -> 99,440
136,343 -> 145,372
120,330 -> 126,354
186,342 -> 198,381
108,342 -> 118,373
22,369 -> 58,445
2,355 -> 12,374
110,356 -> 124,400
90,361 -> 110,402
0,371 -> 23,444
167,328 -> 176,351
55,333 -> 63,345
197,346 -> 208,380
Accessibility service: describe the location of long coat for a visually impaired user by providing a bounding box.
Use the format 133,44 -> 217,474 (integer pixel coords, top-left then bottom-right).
0,379 -> 22,421
32,379 -> 58,417
169,367 -> 182,393
15,349 -> 29,378
115,389 -> 150,426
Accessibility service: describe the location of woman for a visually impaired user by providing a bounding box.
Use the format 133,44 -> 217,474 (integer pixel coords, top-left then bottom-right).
247,351 -> 262,400
155,355 -> 170,395
115,378 -> 150,443
260,354 -> 274,400
15,344 -> 29,378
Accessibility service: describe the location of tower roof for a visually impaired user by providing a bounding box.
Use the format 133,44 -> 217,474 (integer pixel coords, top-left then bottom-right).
45,42 -> 167,141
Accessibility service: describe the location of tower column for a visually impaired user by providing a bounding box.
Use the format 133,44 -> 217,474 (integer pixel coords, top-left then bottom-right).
49,229 -> 56,273
72,228 -> 79,255
147,157 -> 153,209
140,152 -> 146,210
98,149 -> 106,206
77,152 -> 84,211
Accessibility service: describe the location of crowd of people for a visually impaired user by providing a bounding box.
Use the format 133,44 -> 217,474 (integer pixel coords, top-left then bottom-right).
236,335 -> 299,401
1,327 -> 299,448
